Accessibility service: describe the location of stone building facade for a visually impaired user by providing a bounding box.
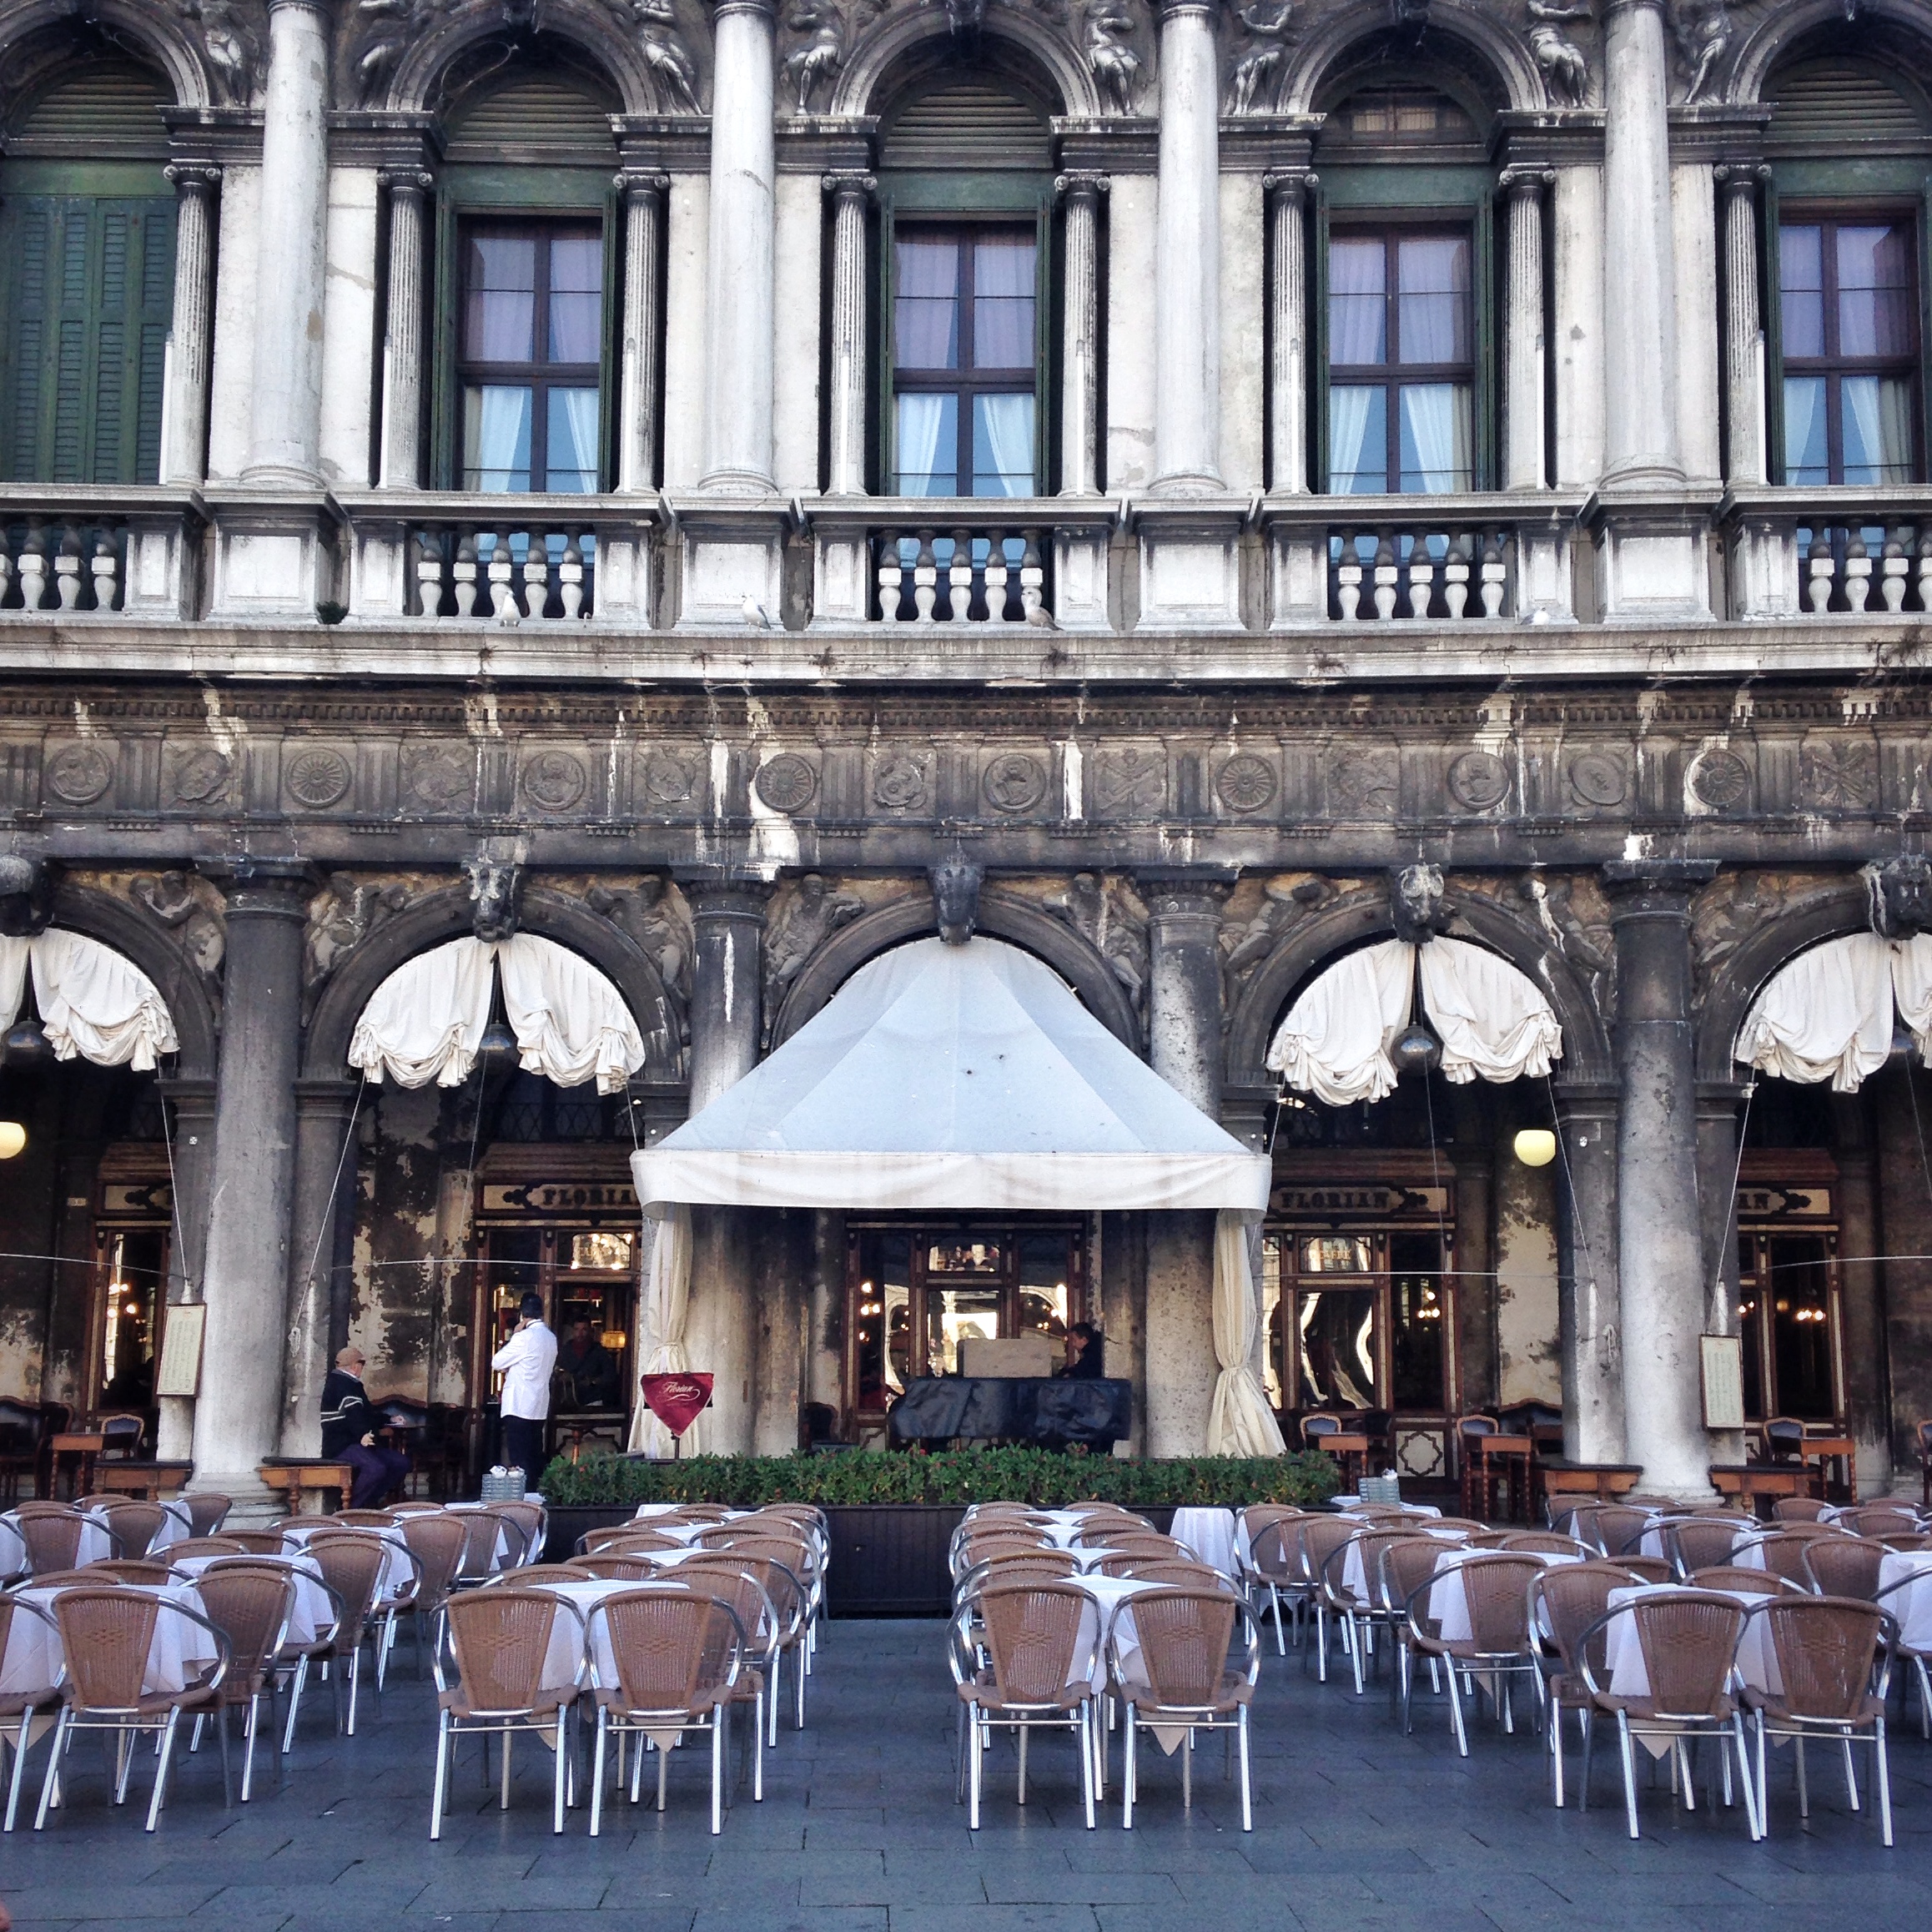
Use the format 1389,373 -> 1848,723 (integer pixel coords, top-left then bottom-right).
0,0 -> 1929,1503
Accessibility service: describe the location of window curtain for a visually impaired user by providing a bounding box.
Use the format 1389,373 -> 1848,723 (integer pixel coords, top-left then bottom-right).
1416,938 -> 1562,1084
347,937 -> 496,1088
0,930 -> 178,1070
974,393 -> 1034,495
1783,376 -> 1828,483
1265,938 -> 1413,1105
895,393 -> 951,494
497,933 -> 647,1094
1840,375 -> 1914,485
1738,931 -> 1932,1089
1398,384 -> 1470,493
466,385 -> 532,491
1207,1210 -> 1287,1458
1328,386 -> 1380,492
627,1203 -> 697,1457
546,388 -> 600,492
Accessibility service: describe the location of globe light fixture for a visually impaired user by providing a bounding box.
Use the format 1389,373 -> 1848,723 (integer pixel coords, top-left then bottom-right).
0,1121 -> 24,1160
1513,1127 -> 1557,1169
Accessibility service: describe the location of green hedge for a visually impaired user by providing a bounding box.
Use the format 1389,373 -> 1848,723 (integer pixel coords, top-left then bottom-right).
538,1447 -> 1341,1510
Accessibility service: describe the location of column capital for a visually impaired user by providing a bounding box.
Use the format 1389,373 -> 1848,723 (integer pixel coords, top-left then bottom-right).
1498,164 -> 1557,199
679,878 -> 775,921
379,167 -> 435,197
1262,168 -> 1316,202
266,0 -> 335,13
1600,0 -> 1668,16
1601,858 -> 1719,913
164,163 -> 223,196
198,860 -> 316,921
617,169 -> 672,201
1713,162 -> 1772,193
1054,171 -> 1110,201
712,0 -> 779,18
821,170 -> 877,201
1155,0 -> 1219,22
1136,874 -> 1233,921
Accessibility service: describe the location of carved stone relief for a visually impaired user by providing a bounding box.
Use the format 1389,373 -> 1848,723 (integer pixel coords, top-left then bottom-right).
1689,870 -> 1810,1011
174,0 -> 266,108
1084,0 -> 1143,115
1041,871 -> 1148,1018
1215,752 -> 1278,816
1797,736 -> 1878,813
402,744 -> 474,813
639,747 -> 702,810
1512,872 -> 1617,1022
465,856 -> 522,941
521,748 -> 591,815
1225,1 -> 1295,113
1526,0 -> 1592,107
1446,748 -> 1512,813
871,750 -> 932,813
1865,854 -> 1932,940
1672,0 -> 1730,104
284,744 -> 355,813
164,743 -> 236,812
43,742 -> 114,808
133,872 -> 227,982
1219,873 -> 1336,1004
1685,744 -> 1753,815
982,750 -> 1049,816
587,875 -> 692,1070
1567,748 -> 1628,812
762,873 -> 865,1032
340,0 -> 453,107
1326,745 -> 1398,818
304,873 -> 410,1003
781,0 -> 848,111
1092,747 -> 1165,818
753,752 -> 819,815
0,856 -> 53,938
614,0 -> 707,114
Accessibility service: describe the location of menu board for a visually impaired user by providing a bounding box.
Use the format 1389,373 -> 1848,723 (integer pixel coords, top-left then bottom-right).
1699,1333 -> 1746,1431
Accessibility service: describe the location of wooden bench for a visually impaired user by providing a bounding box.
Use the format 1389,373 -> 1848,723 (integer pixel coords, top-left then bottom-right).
258,1460 -> 354,1514
1708,1462 -> 1823,1519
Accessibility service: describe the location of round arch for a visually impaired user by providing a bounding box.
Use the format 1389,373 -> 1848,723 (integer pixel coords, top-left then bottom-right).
1732,0 -> 1932,108
1225,881 -> 1613,1088
0,1 -> 217,118
382,3 -> 662,118
770,887 -> 1141,1050
42,881 -> 219,1081
301,883 -> 681,1083
833,13 -> 1092,119
1280,1 -> 1547,118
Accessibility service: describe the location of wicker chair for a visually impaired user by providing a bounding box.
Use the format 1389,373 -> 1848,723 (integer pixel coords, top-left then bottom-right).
0,1594 -> 62,1830
1577,1591 -> 1759,1841
571,1553 -> 665,1581
1617,1555 -> 1675,1584
430,1587 -> 586,1839
585,1587 -> 744,1835
1378,1535 -> 1458,1733
579,1526 -> 685,1558
1874,1567 -> 1932,1738
673,1561 -> 786,1802
1800,1535 -> 1890,1601
1401,1552 -> 1545,1756
1110,1587 -> 1260,1830
168,1537 -> 249,1566
330,1508 -> 400,1529
488,1498 -> 548,1564
176,1494 -> 232,1537
491,1563 -> 591,1586
1321,1528 -> 1425,1696
1291,1516 -> 1358,1683
291,1532 -> 389,1738
1735,1528 -> 1839,1587
1774,1497 -> 1834,1525
192,1561 -> 297,1802
1589,1506 -> 1654,1559
13,1507 -> 89,1576
452,1508 -> 526,1585
717,1537 -> 813,1736
34,1587 -> 230,1832
1115,1559 -> 1235,1591
1687,1565 -> 1804,1596
953,1551 -> 1080,1608
952,1533 -> 1053,1581
93,1500 -> 171,1560
1662,1517 -> 1747,1578
1742,1595 -> 1898,1845
1844,1505 -> 1922,1540
83,1560 -> 174,1585
224,1531 -> 289,1556
1499,1532 -> 1589,1557
1239,1515 -> 1307,1654
1529,1560 -> 1648,1809
388,1511 -> 468,1678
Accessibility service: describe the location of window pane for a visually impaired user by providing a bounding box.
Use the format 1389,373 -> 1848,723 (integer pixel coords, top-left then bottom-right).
1396,235 -> 1470,364
1783,375 -> 1829,483
855,1232 -> 911,1408
1768,1236 -> 1834,1420
926,1285 -> 1001,1378
1390,1267 -> 1446,1411
973,235 -> 1035,368
547,235 -> 603,364
895,391 -> 957,494
1297,1287 -> 1379,1409
1329,237 -> 1387,365
1397,382 -> 1472,491
1839,375 -> 1914,484
1329,385 -> 1387,491
1015,1233 -> 1072,1350
895,237 -> 959,369
464,236 -> 536,362
1779,224 -> 1824,357
972,392 -> 1034,496
461,384 -> 532,491
546,387 -> 600,491
1836,224 -> 1913,358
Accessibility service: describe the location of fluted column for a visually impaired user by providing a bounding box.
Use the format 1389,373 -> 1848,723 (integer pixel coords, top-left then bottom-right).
1552,1081 -> 1624,1461
702,0 -> 778,493
1602,0 -> 1683,487
1264,170 -> 1311,494
162,165 -> 220,486
1718,165 -> 1768,486
378,169 -> 433,490
823,172 -> 874,498
618,170 -> 671,492
153,1077 -> 216,1462
1153,0 -> 1222,493
1057,173 -> 1107,496
279,1079 -> 362,1456
243,0 -> 332,486
1502,167 -> 1552,492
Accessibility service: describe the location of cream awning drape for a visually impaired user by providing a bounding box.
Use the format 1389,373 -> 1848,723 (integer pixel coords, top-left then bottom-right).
1207,1211 -> 1288,1458
0,929 -> 179,1070
1265,937 -> 1563,1105
347,934 -> 647,1094
626,1205 -> 697,1457
1737,932 -> 1932,1091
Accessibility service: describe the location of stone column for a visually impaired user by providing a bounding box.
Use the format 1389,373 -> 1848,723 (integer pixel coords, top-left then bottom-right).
190,868 -> 309,1509
1718,164 -> 1768,486
153,1077 -> 217,1463
378,169 -> 433,491
1695,1079 -> 1749,1462
1264,170 -> 1310,494
702,0 -> 778,494
686,883 -> 768,1115
1501,167 -> 1552,493
1601,0 -> 1683,487
823,172 -> 874,498
161,165 -> 220,486
1830,1095 -> 1890,1494
1606,861 -> 1716,1496
618,170 -> 671,493
279,1078 -> 363,1457
1451,1089 -> 1497,1410
1057,173 -> 1107,496
1552,1081 -> 1624,1461
1152,0 -> 1222,493
1142,879 -> 1226,1118
243,0 -> 332,486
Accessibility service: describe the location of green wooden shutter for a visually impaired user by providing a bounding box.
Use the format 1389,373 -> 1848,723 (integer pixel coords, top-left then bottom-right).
1919,186 -> 1932,483
1762,179 -> 1784,486
600,183 -> 621,491
430,184 -> 460,491
878,188 -> 898,492
1035,188 -> 1051,496
1312,188 -> 1331,492
1473,192 -> 1496,491
0,194 -> 174,484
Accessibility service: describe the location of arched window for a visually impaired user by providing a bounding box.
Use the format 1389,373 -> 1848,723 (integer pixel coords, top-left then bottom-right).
0,60 -> 176,484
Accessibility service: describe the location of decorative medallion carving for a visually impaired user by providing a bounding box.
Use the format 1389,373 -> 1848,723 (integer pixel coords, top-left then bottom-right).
1798,737 -> 1877,813
284,745 -> 354,812
1093,747 -> 1165,816
403,746 -> 471,812
43,742 -> 114,807
983,752 -> 1049,815
133,871 -> 227,979
166,744 -> 234,809
1568,750 -> 1628,809
1687,747 -> 1751,813
1328,747 -> 1397,818
754,753 -> 818,814
641,750 -> 699,807
522,749 -> 590,813
873,753 -> 930,812
1215,753 -> 1277,815
1446,749 -> 1511,813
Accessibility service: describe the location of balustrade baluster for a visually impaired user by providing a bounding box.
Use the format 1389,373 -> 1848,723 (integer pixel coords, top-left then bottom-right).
876,531 -> 904,621
913,531 -> 938,621
1479,531 -> 1507,618
89,531 -> 119,611
947,528 -> 973,622
1336,531 -> 1362,621
0,526 -> 12,609
1804,528 -> 1837,613
18,521 -> 48,611
415,531 -> 446,617
1371,528 -> 1398,620
559,532 -> 586,618
1882,527 -> 1910,614
487,529 -> 517,618
521,532 -> 551,618
1406,538 -> 1435,620
53,525 -> 83,611
1843,526 -> 1873,613
1917,528 -> 1932,616
1443,533 -> 1471,620
453,528 -> 479,617
984,532 -> 1010,622
1019,531 -> 1044,623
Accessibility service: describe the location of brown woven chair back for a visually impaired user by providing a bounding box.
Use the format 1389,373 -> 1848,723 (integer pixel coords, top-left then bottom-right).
1758,1596 -> 1886,1721
1555,1501 -> 1603,1542
674,1562 -> 777,1647
570,1554 -> 662,1580
1122,1559 -> 1233,1590
1845,1506 -> 1921,1539
1080,1534 -> 1180,1562
224,1530 -> 287,1555
195,1562 -> 297,1693
1616,1555 -> 1674,1584
1879,1530 -> 1930,1551
958,1534 -> 1052,1568
1532,1561 -> 1633,1682
53,1585 -> 161,1708
19,1511 -> 84,1574
496,1564 -> 586,1586
721,1532 -> 812,1574
181,1494 -> 233,1537
1628,1592 -> 1748,1715
1688,1564 -> 1796,1595
597,1588 -> 739,1713
1663,1517 -> 1743,1574
581,1527 -> 683,1556
445,1587 -> 560,1713
1498,1532 -> 1588,1557
1773,1497 -> 1833,1524
1592,1506 -> 1653,1557
1247,1518 -> 1300,1582
169,1537 -> 249,1564
97,1501 -> 169,1557
1331,1529 -> 1411,1607
333,1509 -> 400,1528
491,1500 -> 546,1552
1801,1536 -> 1889,1601
305,1532 -> 390,1638
454,1508 -> 517,1577
1380,1535 -> 1453,1614
27,1570 -> 99,1589
1294,1515 -> 1356,1586
1240,1503 -> 1301,1544
85,1560 -> 174,1584
398,1512 -> 468,1609
1748,1528 -> 1837,1584
977,1582 -> 1088,1704
1128,1588 -> 1238,1708
1457,1555 -> 1542,1653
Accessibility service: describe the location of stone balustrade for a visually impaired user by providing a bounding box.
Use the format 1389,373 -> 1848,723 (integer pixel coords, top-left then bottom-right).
0,488 -> 202,621
873,528 -> 1049,625
1723,490 -> 1932,621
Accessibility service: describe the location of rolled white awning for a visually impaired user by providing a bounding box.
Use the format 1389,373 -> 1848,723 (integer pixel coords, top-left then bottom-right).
0,929 -> 179,1070
630,936 -> 1270,1216
1738,931 -> 1932,1090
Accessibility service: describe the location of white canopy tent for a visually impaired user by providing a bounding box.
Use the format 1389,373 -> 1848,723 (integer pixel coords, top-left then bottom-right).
0,928 -> 179,1069
629,936 -> 1282,1457
1737,931 -> 1932,1090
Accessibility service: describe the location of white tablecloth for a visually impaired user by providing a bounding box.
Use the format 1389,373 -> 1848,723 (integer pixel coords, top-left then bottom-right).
1879,1550 -> 1932,1650
1169,1508 -> 1236,1577
1426,1547 -> 1583,1643
6,1580 -> 218,1696
172,1551 -> 334,1646
2,1513 -> 112,1568
1341,1527 -> 1467,1603
85,1506 -> 189,1556
522,1577 -> 691,1696
280,1524 -> 414,1603
0,1518 -> 25,1578
1065,1574 -> 1158,1693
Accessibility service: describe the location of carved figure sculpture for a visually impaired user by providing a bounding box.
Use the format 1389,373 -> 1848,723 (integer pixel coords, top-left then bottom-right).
1044,872 -> 1147,1014
1220,876 -> 1333,984
763,874 -> 864,1027
946,0 -> 989,37
1673,2 -> 1730,104
304,876 -> 409,991
620,0 -> 706,115
464,858 -> 522,942
1226,3 -> 1294,115
0,856 -> 53,939
1084,0 -> 1141,118
133,871 -> 226,978
175,0 -> 261,107
588,878 -> 692,1034
1389,863 -> 1447,943
1865,854 -> 1932,939
931,857 -> 984,945
782,0 -> 844,112
345,0 -> 444,107
1526,0 -> 1592,108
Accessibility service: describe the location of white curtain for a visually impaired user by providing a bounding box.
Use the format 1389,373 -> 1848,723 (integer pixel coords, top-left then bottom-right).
1398,383 -> 1471,493
1783,376 -> 1829,484
1418,938 -> 1562,1085
974,393 -> 1035,496
546,388 -> 601,492
1265,938 -> 1412,1105
1738,931 -> 1932,1088
465,385 -> 532,491
895,394 -> 951,495
5,930 -> 178,1071
498,933 -> 647,1095
627,1205 -> 697,1457
1328,386 -> 1379,493
1207,1210 -> 1287,1459
1891,934 -> 1932,1060
348,937 -> 496,1088
0,935 -> 25,1034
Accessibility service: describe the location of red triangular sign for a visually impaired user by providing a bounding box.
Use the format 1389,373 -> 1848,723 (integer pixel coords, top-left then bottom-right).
640,1371 -> 713,1438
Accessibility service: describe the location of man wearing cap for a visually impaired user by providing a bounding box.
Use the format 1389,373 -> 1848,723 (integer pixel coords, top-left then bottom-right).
320,1345 -> 409,1508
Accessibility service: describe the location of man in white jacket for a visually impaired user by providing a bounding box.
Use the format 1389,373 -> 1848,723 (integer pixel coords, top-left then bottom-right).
492,1291 -> 558,1482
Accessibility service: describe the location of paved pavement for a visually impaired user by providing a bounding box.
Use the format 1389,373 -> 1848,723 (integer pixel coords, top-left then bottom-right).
8,1617 -> 1932,1932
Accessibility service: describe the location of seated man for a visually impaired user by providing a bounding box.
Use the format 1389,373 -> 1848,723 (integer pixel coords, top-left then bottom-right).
1056,1321 -> 1104,1380
557,1317 -> 620,1408
320,1346 -> 410,1509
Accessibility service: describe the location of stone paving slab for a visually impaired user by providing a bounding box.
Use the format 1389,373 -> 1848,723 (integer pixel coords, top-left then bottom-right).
5,1618 -> 1932,1932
